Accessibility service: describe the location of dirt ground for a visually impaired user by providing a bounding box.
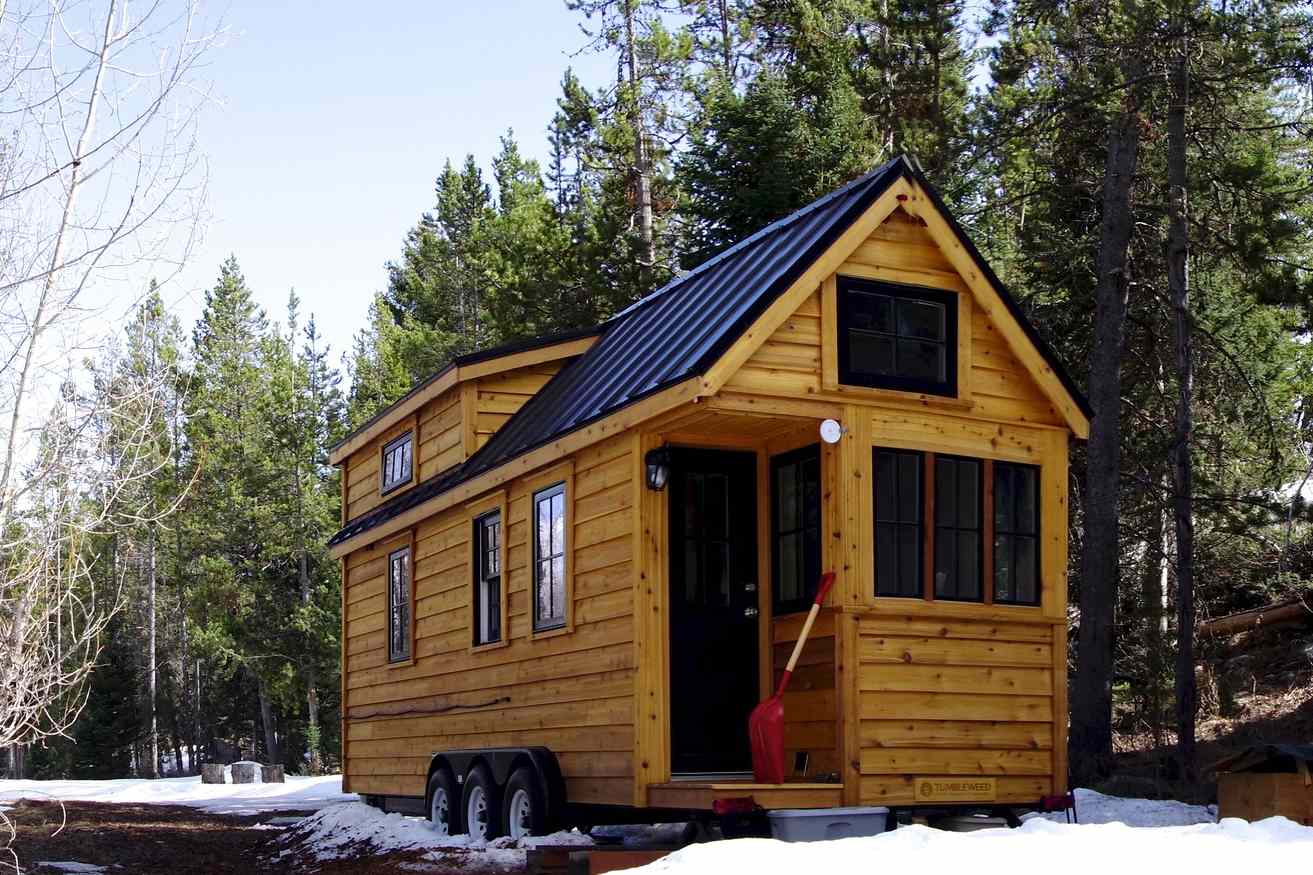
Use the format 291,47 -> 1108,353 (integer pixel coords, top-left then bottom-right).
0,800 -> 478,874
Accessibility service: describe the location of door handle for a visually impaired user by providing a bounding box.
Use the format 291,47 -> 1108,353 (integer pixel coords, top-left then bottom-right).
744,607 -> 759,618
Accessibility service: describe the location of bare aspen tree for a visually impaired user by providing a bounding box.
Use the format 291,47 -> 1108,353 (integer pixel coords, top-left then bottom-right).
0,0 -> 218,751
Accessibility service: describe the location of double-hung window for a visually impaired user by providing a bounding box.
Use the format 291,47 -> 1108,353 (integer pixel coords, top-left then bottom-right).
771,445 -> 822,615
533,483 -> 567,631
837,278 -> 957,396
387,544 -> 412,662
381,432 -> 414,494
473,511 -> 502,646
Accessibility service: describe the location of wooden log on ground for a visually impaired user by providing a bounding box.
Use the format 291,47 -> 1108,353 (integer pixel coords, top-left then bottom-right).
263,764 -> 285,783
201,763 -> 226,784
231,762 -> 258,784
1199,597 -> 1311,638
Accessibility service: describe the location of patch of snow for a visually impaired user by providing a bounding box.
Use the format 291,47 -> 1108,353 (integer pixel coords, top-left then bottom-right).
273,802 -> 592,870
34,863 -> 110,874
0,774 -> 355,815
1028,787 -> 1216,827
627,817 -> 1313,875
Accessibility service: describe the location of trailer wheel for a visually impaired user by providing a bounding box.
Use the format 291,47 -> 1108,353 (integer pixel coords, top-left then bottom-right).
502,765 -> 548,839
426,768 -> 461,837
462,764 -> 503,840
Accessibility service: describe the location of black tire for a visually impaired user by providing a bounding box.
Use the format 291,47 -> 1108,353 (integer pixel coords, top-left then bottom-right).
501,765 -> 549,839
427,768 -> 461,837
462,764 -> 504,840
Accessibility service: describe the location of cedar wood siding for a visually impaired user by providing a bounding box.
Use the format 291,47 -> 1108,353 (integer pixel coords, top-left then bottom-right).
342,433 -> 636,802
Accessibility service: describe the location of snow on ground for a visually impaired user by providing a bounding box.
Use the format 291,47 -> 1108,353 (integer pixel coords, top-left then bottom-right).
0,774 -> 355,815
632,817 -> 1312,875
273,802 -> 592,871
1029,787 -> 1217,826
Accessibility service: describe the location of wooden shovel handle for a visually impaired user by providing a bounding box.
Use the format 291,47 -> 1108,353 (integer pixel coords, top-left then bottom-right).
783,572 -> 837,675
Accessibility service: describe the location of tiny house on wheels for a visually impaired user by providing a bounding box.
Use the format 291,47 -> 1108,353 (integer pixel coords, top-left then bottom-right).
328,157 -> 1090,839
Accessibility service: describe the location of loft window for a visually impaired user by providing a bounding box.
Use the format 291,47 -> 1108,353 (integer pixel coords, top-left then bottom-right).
533,483 -> 567,631
837,278 -> 957,396
387,545 -> 412,662
772,445 -> 821,615
933,456 -> 982,601
381,432 -> 414,494
994,462 -> 1040,605
473,511 -> 502,646
873,448 -> 923,598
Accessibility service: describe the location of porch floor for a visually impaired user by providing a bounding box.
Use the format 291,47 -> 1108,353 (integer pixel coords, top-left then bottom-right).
647,781 -> 843,811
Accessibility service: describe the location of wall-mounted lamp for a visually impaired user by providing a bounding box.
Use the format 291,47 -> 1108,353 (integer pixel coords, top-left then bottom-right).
645,446 -> 672,491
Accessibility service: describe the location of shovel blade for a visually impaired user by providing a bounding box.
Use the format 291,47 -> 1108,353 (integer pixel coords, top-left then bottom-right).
749,695 -> 786,784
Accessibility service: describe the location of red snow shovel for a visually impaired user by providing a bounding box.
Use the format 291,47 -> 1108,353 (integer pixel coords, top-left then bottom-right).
749,571 -> 837,784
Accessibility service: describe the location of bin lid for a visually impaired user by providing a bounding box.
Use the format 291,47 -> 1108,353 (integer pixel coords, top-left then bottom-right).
768,806 -> 889,818
1213,744 -> 1313,774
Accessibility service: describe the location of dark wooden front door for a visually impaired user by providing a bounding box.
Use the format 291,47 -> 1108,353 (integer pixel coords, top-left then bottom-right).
668,448 -> 759,775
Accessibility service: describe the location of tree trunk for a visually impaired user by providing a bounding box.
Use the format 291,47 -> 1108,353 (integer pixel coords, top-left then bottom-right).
622,1 -> 656,272
257,678 -> 279,766
148,526 -> 159,778
1070,78 -> 1143,788
1167,7 -> 1197,785
1142,482 -> 1169,749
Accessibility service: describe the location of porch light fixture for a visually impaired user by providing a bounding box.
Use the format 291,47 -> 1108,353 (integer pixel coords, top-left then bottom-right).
645,446 -> 673,491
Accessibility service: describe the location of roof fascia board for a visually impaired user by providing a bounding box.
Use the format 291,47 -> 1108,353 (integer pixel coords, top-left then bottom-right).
898,179 -> 1091,438
699,179 -> 913,397
328,335 -> 598,465
328,375 -> 703,558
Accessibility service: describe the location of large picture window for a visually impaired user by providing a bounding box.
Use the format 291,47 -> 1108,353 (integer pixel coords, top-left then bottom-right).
994,463 -> 1040,605
772,445 -> 821,615
533,483 -> 567,631
874,448 -> 923,598
381,432 -> 414,495
387,544 -> 412,662
473,510 -> 502,646
837,278 -> 957,396
933,456 -> 982,601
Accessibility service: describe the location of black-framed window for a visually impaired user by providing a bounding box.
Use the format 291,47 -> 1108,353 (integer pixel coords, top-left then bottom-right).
874,448 -> 923,597
837,278 -> 957,396
473,510 -> 502,646
994,463 -> 1040,605
381,432 -> 413,494
387,545 -> 412,662
934,456 -> 982,601
533,483 -> 567,631
772,445 -> 821,615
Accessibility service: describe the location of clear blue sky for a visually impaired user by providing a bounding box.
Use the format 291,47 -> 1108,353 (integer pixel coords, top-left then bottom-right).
169,0 -> 612,366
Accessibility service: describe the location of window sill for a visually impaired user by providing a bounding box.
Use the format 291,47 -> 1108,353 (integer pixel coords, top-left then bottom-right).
386,655 -> 416,669
531,624 -> 570,641
470,639 -> 510,654
829,382 -> 974,410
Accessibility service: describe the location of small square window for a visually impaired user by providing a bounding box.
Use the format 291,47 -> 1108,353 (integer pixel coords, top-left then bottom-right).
381,432 -> 413,494
838,278 -> 957,395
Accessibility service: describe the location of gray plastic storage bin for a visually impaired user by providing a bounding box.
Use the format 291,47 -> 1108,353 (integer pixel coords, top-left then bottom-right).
768,806 -> 890,841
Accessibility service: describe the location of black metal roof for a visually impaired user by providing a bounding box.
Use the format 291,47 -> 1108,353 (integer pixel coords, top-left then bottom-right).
329,156 -> 1090,548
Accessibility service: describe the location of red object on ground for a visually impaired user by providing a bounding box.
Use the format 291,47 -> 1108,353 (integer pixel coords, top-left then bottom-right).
749,571 -> 837,784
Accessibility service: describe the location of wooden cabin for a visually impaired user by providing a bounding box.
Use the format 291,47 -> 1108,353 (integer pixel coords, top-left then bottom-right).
328,157 -> 1090,838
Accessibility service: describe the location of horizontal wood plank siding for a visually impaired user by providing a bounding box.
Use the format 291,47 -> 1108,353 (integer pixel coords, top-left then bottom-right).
856,615 -> 1057,803
772,608 -> 838,777
341,434 -> 637,803
473,362 -> 566,449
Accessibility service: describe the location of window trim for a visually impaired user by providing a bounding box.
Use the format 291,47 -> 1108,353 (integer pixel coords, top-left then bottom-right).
379,427 -> 416,496
836,277 -> 959,397
529,465 -> 573,638
384,530 -> 416,666
992,461 -> 1043,606
771,443 -> 823,616
469,491 -> 509,652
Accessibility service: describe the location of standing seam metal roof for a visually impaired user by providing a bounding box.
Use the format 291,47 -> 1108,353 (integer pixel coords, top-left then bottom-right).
328,156 -> 1090,548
